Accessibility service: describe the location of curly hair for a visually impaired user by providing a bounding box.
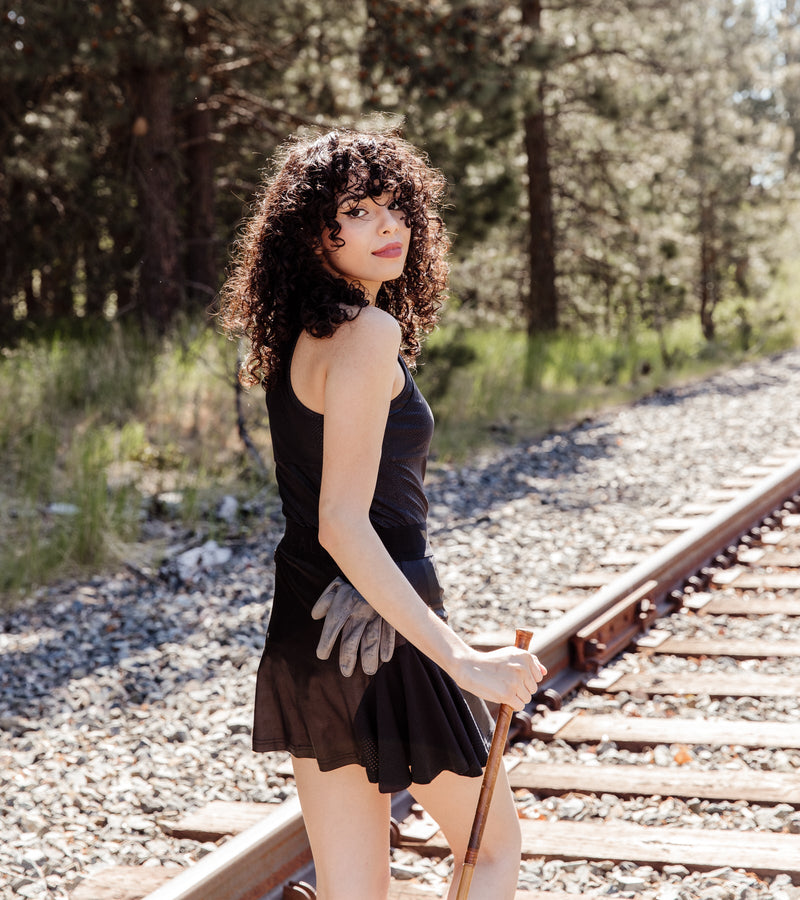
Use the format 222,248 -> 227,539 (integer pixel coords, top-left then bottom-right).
218,129 -> 450,391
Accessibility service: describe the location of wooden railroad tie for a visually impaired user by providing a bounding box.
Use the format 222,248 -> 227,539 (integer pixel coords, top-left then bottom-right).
399,819 -> 800,882
71,871 -> 559,900
640,634 -> 800,658
688,593 -> 800,615
528,710 -> 800,750
71,866 -> 180,900
509,761 -> 800,806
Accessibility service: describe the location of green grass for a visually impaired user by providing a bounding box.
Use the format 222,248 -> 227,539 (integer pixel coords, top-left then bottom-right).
0,318 -> 274,606
1,272 -> 798,607
417,284 -> 799,460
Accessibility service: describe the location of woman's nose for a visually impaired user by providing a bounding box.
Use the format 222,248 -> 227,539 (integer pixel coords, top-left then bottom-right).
378,208 -> 399,233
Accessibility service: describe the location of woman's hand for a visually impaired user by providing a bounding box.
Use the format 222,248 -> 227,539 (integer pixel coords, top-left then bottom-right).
454,647 -> 547,711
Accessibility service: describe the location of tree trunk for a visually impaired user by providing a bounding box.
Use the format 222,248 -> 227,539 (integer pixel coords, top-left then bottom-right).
521,0 -> 558,335
83,240 -> 107,320
185,6 -> 217,308
128,66 -> 184,331
44,245 -> 76,320
185,82 -> 216,306
699,192 -> 718,341
778,0 -> 800,171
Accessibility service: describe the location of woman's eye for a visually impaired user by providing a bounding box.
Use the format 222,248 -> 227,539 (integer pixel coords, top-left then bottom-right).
343,207 -> 366,218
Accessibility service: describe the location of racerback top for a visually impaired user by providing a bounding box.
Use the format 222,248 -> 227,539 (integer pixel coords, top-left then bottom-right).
266,355 -> 434,530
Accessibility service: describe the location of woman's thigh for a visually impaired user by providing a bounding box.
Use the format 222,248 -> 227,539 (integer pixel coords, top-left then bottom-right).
292,756 -> 392,900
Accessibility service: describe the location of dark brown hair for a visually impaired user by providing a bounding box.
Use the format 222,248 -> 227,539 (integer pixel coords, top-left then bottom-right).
218,129 -> 450,391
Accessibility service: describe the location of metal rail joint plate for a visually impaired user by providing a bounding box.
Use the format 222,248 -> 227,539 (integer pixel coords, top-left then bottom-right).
571,579 -> 659,673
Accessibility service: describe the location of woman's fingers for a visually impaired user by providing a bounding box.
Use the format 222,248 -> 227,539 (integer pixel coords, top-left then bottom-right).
459,646 -> 549,708
511,650 -> 547,707
526,653 -> 547,691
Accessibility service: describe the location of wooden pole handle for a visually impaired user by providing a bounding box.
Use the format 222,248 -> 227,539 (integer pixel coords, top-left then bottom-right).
455,628 -> 534,900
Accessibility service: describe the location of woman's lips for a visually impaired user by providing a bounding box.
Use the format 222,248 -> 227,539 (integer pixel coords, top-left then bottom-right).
372,243 -> 404,258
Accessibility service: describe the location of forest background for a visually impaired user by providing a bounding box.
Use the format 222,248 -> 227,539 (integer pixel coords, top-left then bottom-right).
1,0 -> 799,601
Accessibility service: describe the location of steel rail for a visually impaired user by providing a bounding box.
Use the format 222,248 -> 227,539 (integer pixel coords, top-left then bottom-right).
141,797 -> 311,900
140,452 -> 800,900
528,452 -> 800,698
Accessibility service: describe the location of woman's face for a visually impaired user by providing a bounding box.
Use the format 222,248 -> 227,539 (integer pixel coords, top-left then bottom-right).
318,192 -> 411,303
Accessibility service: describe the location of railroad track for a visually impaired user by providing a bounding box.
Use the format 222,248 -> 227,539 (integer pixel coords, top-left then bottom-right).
72,449 -> 800,900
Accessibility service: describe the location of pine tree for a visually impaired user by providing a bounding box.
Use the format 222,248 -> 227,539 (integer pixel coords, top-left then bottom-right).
0,0 -> 363,334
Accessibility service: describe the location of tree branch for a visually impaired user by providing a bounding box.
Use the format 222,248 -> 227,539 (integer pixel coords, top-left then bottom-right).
233,351 -> 270,479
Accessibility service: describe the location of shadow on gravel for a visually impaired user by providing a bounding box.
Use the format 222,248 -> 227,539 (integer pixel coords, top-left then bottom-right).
5,350 -> 800,725
427,350 -> 800,536
0,553 -> 278,726
427,415 -> 620,529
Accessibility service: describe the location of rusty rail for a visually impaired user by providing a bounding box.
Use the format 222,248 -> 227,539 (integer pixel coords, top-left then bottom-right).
137,452 -> 800,900
141,798 -> 311,900
528,452 -> 800,701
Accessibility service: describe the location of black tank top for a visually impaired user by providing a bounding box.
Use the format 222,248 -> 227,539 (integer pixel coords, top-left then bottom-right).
266,355 -> 434,529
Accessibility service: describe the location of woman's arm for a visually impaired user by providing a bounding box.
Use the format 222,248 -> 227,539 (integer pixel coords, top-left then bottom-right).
315,307 -> 544,708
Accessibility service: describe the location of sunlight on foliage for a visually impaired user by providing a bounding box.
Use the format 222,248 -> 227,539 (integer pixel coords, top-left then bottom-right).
0,320 -> 273,604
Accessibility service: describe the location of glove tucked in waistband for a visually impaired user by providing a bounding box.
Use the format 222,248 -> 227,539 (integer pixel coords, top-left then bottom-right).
310,577 -> 396,677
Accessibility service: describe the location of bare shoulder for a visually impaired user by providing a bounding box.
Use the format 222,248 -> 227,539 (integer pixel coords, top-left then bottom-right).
293,308 -> 401,413
345,305 -> 401,341
328,306 -> 401,361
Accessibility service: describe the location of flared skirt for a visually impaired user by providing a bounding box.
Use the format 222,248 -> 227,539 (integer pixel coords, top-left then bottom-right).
252,521 -> 491,793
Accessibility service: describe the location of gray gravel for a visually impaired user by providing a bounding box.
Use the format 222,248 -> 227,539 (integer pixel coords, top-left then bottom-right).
2,349 -> 800,899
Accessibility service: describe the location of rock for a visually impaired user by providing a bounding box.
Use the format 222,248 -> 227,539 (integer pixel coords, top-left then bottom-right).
175,541 -> 232,581
217,495 -> 239,523
5,349 -> 800,899
47,502 -> 80,516
390,863 -> 424,880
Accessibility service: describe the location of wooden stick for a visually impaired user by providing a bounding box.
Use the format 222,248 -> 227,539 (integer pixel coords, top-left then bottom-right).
455,628 -> 533,900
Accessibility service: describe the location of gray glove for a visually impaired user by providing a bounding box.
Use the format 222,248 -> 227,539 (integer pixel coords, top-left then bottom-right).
310,577 -> 395,677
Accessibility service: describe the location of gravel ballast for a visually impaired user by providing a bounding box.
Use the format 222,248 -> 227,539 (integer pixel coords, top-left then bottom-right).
3,349 -> 800,899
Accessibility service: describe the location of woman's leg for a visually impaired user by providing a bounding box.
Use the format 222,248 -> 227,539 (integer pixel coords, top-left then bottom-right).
292,756 -> 392,900
410,765 -> 522,900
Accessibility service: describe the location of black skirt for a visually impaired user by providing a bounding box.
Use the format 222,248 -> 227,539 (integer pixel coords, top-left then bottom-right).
252,520 -> 492,793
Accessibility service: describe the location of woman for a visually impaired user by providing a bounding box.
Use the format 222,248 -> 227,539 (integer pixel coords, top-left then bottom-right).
219,129 -> 546,900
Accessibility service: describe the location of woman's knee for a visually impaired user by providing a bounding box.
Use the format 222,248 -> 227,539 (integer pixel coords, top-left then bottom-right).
472,774 -> 522,865
477,811 -> 522,869
412,768 -> 522,874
